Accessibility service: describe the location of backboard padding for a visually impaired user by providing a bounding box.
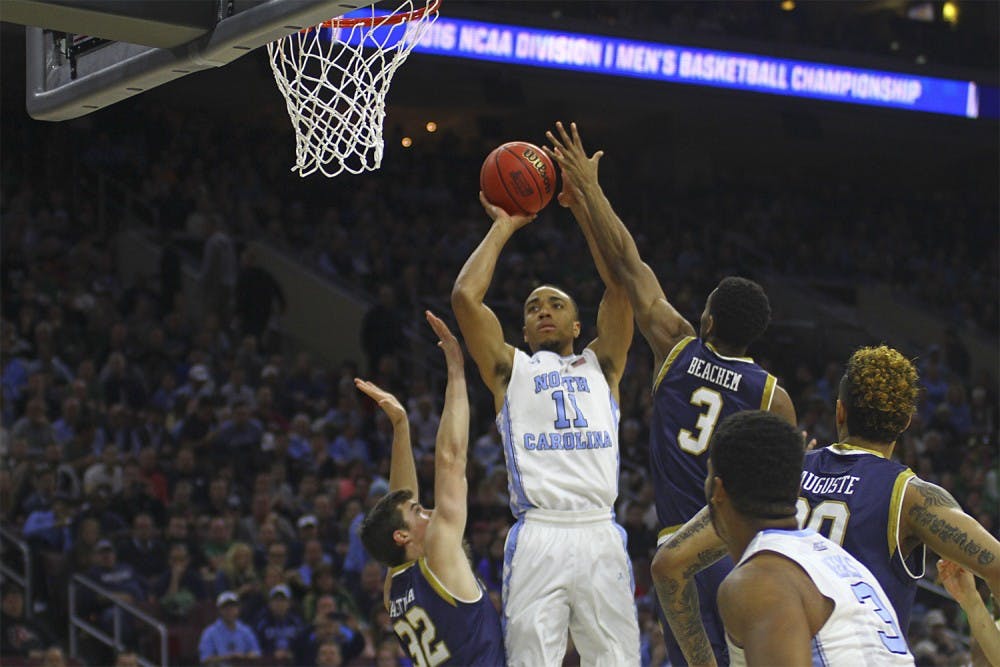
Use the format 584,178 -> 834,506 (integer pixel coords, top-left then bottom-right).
24,0 -> 375,121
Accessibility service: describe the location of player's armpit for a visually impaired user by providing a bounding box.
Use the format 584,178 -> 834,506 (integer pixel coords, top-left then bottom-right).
903,478 -> 1000,595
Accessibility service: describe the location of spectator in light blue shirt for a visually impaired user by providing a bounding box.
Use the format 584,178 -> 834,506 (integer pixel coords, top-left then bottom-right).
198,591 -> 261,665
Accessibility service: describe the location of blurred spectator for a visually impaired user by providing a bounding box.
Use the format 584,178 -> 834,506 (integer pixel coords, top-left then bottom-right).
214,542 -> 261,603
0,585 -> 52,658
114,650 -> 141,667
83,540 -> 146,643
154,542 -> 206,619
22,491 -> 75,551
117,512 -> 167,580
315,640 -> 343,667
253,584 -> 305,661
199,217 -> 238,328
83,444 -> 123,496
41,646 -> 67,667
12,397 -> 55,456
198,591 -> 261,665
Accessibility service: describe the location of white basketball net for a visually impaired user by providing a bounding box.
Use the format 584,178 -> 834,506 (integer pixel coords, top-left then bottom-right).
267,0 -> 440,178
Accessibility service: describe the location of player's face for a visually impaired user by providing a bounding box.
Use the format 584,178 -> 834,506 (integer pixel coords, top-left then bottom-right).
523,287 -> 580,354
402,499 -> 432,548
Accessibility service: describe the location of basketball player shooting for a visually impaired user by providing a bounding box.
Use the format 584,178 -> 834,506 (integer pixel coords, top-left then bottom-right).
451,182 -> 641,663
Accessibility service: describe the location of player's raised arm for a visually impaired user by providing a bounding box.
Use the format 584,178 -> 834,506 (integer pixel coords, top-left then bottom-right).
545,122 -> 694,366
422,311 -> 480,600
451,194 -> 533,407
901,477 -> 1000,595
355,377 -> 416,495
651,506 -> 728,667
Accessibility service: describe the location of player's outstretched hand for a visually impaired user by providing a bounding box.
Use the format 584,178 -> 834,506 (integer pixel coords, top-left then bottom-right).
354,378 -> 407,425
937,558 -> 979,606
426,310 -> 464,372
544,121 -> 603,196
479,191 -> 535,231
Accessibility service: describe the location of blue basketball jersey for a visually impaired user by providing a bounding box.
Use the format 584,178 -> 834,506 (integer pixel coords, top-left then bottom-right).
799,444 -> 925,631
650,336 -> 777,530
388,558 -> 505,667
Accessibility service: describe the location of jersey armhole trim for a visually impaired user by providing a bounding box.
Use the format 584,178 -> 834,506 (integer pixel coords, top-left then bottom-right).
760,374 -> 777,410
390,561 -> 417,577
419,557 -> 483,606
889,472 -> 926,580
652,336 -> 696,394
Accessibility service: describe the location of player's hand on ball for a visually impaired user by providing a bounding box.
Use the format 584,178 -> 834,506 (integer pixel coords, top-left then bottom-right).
544,121 -> 603,192
479,191 -> 535,231
354,378 -> 407,425
426,310 -> 464,371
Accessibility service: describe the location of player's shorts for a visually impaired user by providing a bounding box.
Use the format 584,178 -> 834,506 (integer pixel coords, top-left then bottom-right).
502,507 -> 640,667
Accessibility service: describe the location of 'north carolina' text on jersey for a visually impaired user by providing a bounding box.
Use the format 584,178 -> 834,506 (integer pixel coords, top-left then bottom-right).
798,443 -> 924,631
651,337 -> 777,528
388,558 -> 505,666
728,529 -> 914,666
497,348 -> 620,516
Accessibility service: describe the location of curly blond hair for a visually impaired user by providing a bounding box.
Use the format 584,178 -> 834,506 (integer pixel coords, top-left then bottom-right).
840,345 -> 919,443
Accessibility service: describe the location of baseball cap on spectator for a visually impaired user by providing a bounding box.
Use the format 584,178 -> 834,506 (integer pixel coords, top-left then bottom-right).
269,584 -> 291,599
189,365 -> 210,382
297,514 -> 318,529
95,539 -> 114,552
216,591 -> 239,607
924,609 -> 946,627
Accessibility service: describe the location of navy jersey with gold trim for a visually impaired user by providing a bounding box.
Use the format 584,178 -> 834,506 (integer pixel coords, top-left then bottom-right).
650,336 -> 777,530
387,558 -> 505,667
799,444 -> 924,631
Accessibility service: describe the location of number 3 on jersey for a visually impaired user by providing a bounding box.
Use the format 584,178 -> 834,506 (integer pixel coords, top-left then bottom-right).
393,606 -> 450,667
678,387 -> 722,455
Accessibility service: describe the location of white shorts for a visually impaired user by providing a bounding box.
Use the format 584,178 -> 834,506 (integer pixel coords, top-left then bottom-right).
502,508 -> 640,667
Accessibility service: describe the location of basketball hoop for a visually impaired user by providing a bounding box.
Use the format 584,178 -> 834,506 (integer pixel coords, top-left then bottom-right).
267,0 -> 441,178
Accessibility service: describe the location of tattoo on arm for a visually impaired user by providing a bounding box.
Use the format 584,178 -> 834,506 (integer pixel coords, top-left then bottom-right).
912,479 -> 962,509
654,514 -> 727,665
909,481 -> 998,567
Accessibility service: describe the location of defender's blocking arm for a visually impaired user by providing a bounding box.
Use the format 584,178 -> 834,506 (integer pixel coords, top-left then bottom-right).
545,121 -> 694,365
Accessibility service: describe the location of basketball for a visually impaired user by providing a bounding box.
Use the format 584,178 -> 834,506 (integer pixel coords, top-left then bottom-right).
480,141 -> 557,216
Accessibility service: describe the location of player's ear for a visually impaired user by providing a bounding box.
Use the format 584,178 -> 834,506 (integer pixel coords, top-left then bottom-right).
522,325 -> 528,343
709,476 -> 726,505
392,529 -> 409,547
835,399 -> 846,427
572,321 -> 581,338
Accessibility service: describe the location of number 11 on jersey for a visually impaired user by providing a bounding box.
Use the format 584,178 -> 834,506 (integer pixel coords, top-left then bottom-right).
551,390 -> 588,429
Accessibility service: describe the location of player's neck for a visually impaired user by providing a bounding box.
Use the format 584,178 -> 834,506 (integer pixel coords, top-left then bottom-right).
706,338 -> 745,358
838,434 -> 895,458
729,516 -> 797,562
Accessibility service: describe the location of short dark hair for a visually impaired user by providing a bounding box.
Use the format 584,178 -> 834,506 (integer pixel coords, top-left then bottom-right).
359,489 -> 412,567
709,410 -> 803,519
709,277 -> 771,349
839,345 -> 919,443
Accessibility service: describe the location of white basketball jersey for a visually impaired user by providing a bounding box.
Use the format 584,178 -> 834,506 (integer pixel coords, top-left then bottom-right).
728,529 -> 914,667
497,348 -> 620,516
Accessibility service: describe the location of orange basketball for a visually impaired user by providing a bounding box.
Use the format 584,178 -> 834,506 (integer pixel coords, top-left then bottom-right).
480,141 -> 556,216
